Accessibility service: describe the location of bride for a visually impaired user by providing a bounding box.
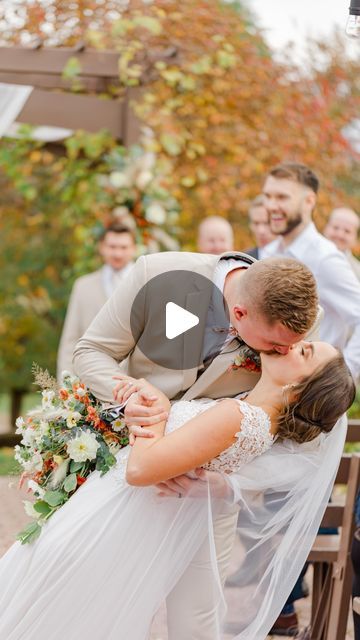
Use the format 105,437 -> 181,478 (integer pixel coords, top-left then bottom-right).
0,341 -> 355,639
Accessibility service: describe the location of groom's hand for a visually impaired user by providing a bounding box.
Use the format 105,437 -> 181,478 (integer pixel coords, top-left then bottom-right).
155,469 -> 232,499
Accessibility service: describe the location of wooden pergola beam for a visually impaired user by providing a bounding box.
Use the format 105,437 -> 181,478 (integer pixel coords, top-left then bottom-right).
0,46 -> 120,78
17,89 -> 125,138
0,71 -> 113,92
0,46 -> 142,142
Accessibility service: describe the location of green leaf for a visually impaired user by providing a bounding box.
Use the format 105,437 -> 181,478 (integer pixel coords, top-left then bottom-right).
133,16 -> 163,35
216,50 -> 237,69
17,521 -> 42,545
190,55 -> 212,75
159,134 -> 184,157
70,460 -> 84,473
63,473 -> 77,493
33,500 -> 53,516
44,490 -> 66,507
62,57 -> 82,80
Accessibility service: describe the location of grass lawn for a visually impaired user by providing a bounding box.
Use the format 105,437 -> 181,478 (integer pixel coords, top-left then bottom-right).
0,448 -> 21,476
0,393 -> 39,415
0,393 -> 39,476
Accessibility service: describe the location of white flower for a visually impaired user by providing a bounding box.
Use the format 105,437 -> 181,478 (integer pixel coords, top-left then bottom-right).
15,416 -> 25,433
66,411 -> 82,428
21,427 -> 38,448
14,445 -> 23,464
22,452 -> 43,473
233,354 -> 243,367
145,203 -> 166,225
111,418 -> 126,433
42,390 -> 55,409
75,387 -> 86,398
27,479 -> 45,498
138,151 -> 156,171
66,431 -> 100,463
39,420 -> 50,436
136,170 -> 153,190
109,171 -> 132,189
113,205 -> 130,220
61,370 -> 72,380
23,500 -> 41,520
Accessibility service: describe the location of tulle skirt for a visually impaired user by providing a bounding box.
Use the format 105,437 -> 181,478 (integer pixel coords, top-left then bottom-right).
0,448 -> 218,640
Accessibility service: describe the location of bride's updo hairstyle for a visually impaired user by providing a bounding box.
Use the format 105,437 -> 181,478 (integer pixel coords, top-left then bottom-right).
278,351 -> 356,444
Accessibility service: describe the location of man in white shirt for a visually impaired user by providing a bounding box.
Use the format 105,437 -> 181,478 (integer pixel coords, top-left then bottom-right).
57,224 -> 136,377
262,161 -> 360,382
261,161 -> 360,637
324,207 -> 360,281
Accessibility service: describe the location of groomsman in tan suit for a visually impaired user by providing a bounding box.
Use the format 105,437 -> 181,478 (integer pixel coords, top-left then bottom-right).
73,249 -> 320,640
57,224 -> 136,378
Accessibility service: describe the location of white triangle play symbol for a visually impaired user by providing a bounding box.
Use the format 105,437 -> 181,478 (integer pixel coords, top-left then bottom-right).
165,302 -> 199,340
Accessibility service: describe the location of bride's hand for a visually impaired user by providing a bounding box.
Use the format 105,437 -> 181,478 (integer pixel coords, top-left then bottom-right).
125,390 -> 169,445
112,375 -> 157,404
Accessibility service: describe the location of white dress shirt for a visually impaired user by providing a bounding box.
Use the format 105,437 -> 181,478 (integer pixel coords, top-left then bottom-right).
346,250 -> 360,282
102,263 -> 134,298
262,222 -> 360,381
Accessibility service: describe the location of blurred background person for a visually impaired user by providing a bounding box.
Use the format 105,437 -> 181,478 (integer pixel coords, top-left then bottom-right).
197,215 -> 234,254
57,224 -> 136,378
261,162 -> 360,635
246,194 -> 276,259
262,161 -> 360,383
324,207 -> 360,281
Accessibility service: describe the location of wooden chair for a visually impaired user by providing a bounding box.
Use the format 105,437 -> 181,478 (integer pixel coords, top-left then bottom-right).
307,419 -> 360,640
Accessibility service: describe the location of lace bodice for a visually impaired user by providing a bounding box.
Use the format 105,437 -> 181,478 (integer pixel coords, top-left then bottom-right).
165,398 -> 274,474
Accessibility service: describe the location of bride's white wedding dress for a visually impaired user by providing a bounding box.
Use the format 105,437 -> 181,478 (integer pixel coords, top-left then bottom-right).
0,398 -> 274,640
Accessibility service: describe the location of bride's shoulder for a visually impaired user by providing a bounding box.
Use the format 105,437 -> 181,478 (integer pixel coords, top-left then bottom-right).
220,398 -> 273,438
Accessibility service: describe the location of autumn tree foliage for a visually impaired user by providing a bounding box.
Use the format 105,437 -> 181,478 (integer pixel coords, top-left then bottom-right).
0,0 -> 359,415
0,129 -> 178,419
1,0 -> 359,247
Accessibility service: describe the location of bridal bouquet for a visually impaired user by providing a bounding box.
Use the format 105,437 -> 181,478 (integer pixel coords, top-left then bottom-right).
15,366 -> 129,544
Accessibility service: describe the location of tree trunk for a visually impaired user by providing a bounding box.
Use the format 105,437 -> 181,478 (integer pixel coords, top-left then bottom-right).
10,389 -> 25,431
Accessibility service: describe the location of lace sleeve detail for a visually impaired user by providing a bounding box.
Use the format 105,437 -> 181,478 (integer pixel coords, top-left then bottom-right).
202,400 -> 274,474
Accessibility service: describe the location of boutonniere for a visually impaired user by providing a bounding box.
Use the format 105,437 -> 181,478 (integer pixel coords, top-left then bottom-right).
228,345 -> 261,373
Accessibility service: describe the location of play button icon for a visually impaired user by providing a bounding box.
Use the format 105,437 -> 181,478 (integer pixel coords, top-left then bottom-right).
130,269 -> 230,371
166,302 -> 199,340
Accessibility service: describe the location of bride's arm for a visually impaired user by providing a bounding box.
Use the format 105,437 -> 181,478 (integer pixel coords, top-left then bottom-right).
126,399 -> 242,486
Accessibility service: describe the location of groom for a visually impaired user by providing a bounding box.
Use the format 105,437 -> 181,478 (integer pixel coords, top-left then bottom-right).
73,250 -> 319,639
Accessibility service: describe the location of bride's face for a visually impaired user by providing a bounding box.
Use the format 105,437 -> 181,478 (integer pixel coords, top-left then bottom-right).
261,341 -> 338,386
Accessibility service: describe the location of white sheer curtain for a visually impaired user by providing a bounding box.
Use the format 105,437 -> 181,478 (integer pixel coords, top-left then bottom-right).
0,83 -> 33,136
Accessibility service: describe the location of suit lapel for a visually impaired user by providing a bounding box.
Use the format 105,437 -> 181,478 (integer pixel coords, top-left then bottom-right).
182,338 -> 241,400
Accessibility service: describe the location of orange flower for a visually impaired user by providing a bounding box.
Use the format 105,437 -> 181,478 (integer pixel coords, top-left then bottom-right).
59,388 -> 69,400
86,406 -> 101,428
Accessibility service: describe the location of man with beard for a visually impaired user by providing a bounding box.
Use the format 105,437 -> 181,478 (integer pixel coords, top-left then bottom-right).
262,161 -> 360,635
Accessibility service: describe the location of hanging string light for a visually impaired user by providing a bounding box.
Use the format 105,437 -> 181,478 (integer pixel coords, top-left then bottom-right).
346,0 -> 360,38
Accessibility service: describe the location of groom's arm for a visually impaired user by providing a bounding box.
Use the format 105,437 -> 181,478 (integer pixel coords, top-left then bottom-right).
73,256 -> 147,402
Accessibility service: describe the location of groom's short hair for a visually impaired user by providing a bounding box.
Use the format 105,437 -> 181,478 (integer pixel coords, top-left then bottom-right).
239,257 -> 318,334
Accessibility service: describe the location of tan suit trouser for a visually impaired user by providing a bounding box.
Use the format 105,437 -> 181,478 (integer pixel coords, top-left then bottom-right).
166,504 -> 239,640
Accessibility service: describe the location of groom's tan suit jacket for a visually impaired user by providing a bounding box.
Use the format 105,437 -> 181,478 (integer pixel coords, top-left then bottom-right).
73,250 -> 321,404
73,251 -> 263,403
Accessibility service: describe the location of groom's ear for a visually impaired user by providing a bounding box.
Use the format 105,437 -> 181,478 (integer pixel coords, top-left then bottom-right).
233,305 -> 247,321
